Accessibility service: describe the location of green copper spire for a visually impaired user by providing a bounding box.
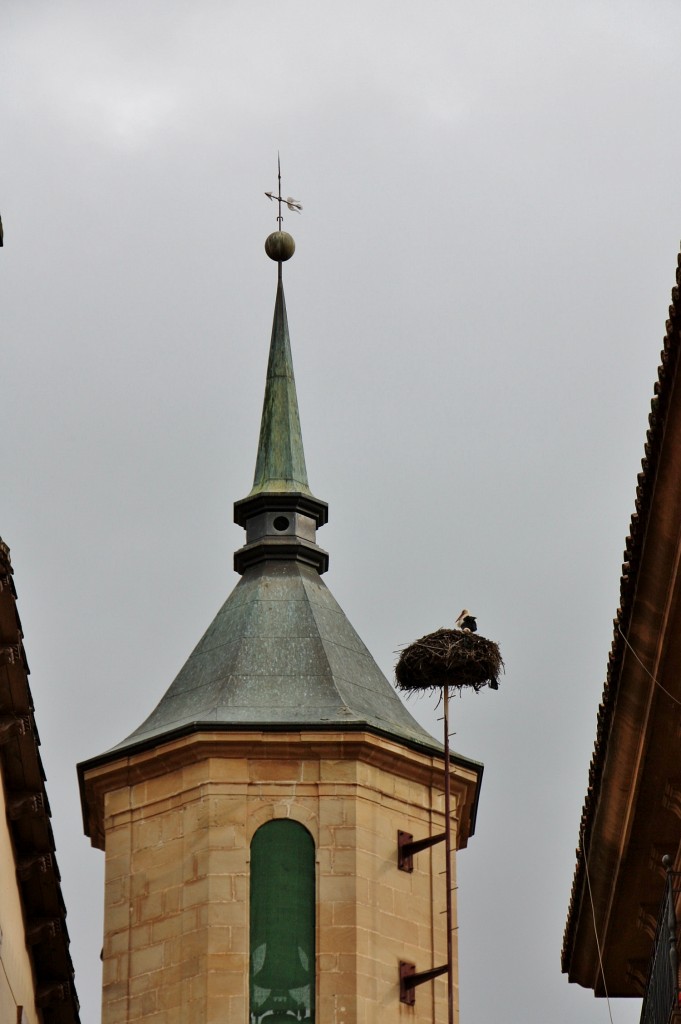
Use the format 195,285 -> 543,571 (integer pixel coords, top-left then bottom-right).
232,225 -> 328,576
249,273 -> 312,496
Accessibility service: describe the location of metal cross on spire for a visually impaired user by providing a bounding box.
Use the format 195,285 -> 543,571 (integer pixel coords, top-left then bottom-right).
264,154 -> 302,228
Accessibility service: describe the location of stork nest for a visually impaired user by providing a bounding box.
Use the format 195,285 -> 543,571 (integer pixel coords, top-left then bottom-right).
395,628 -> 503,694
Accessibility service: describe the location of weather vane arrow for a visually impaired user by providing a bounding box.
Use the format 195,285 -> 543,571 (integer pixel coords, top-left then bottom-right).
264,154 -> 302,228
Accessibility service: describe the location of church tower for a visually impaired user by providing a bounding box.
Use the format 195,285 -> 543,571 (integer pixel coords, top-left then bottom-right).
78,213 -> 482,1024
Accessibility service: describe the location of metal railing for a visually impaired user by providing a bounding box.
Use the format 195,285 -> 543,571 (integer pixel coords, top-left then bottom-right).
640,858 -> 681,1024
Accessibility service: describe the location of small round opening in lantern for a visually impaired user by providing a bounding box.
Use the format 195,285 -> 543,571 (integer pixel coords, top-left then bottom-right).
273,516 -> 290,532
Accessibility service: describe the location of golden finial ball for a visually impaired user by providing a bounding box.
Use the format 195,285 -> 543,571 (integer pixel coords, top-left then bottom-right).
265,231 -> 295,262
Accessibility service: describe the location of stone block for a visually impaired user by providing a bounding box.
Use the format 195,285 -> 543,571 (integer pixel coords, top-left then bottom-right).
162,936 -> 183,968
198,898 -> 245,928
102,980 -> 128,1002
249,758 -> 302,781
208,848 -> 246,876
105,827 -> 132,860
105,787 -> 132,816
102,995 -> 129,1024
321,759 -> 359,783
320,874 -> 357,903
207,993 -> 247,1024
104,898 -> 133,934
181,878 -> 209,909
162,886 -> 182,915
157,981 -> 182,1011
105,875 -> 129,906
131,842 -> 180,879
180,955 -> 202,981
151,915 -> 181,944
129,943 -> 165,976
128,989 -> 158,1019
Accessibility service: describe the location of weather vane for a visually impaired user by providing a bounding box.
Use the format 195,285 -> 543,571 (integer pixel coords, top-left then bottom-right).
264,154 -> 302,228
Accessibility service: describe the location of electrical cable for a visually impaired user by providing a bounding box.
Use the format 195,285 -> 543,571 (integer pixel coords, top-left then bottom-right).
580,828 -> 615,1024
617,625 -> 681,707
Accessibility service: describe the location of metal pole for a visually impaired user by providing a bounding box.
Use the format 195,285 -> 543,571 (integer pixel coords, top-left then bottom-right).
443,684 -> 454,1024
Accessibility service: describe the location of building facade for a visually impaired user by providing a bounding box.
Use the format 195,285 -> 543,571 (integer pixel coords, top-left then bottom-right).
563,246 -> 681,1023
0,539 -> 80,1024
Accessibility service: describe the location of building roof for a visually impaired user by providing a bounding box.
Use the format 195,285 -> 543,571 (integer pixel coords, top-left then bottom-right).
103,559 -> 443,757
0,539 -> 80,1024
81,245 -> 463,774
562,246 -> 681,993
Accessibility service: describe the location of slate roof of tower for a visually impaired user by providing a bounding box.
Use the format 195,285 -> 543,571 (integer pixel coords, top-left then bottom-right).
106,559 -> 442,755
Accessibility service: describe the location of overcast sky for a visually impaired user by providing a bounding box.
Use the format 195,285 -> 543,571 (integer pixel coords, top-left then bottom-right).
3,2 -> 681,1020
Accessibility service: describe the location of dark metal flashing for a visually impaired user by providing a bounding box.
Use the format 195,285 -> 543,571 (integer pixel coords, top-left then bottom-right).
562,247 -> 681,974
234,534 -> 329,575
78,715 -> 483,775
0,539 -> 80,1024
234,491 -> 328,528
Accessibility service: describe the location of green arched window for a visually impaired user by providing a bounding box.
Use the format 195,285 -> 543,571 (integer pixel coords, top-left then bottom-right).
250,819 -> 315,1022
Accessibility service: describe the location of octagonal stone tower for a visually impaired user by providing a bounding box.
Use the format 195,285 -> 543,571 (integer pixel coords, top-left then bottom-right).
78,233 -> 482,1024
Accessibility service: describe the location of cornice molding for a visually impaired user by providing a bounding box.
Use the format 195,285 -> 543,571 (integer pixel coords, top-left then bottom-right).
80,728 -> 481,854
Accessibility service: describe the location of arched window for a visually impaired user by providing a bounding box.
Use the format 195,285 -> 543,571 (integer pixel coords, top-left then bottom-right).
250,819 -> 315,1022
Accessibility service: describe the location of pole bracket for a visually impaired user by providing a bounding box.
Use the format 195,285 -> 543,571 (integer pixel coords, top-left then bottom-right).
397,829 -> 446,872
399,960 -> 449,1005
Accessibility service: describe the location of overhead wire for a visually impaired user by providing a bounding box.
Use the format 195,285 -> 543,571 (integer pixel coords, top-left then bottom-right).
575,618 -> 676,1024
617,624 -> 681,708
580,826 -> 615,1024
578,620 -> 681,1022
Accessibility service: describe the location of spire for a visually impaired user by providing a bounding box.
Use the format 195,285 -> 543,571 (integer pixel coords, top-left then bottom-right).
249,271 -> 311,496
78,167 -> 454,767
233,194 -> 328,575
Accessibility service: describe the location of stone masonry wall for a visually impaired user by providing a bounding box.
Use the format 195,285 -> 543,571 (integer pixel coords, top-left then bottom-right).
93,735 -> 468,1024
